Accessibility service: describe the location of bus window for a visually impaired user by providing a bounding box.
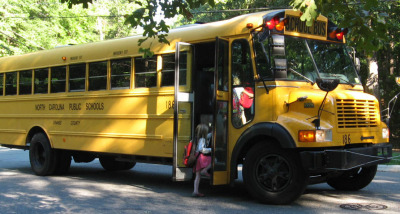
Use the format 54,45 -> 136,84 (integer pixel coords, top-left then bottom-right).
231,39 -> 255,128
217,40 -> 229,91
19,70 -> 32,95
253,37 -> 273,79
134,56 -> 157,88
161,53 -> 174,87
51,66 -> 66,93
5,72 -> 17,96
89,61 -> 107,91
34,68 -> 49,94
111,58 -> 131,89
69,63 -> 86,92
0,73 -> 3,95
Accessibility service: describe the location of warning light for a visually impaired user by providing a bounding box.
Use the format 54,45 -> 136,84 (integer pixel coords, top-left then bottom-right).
328,28 -> 348,41
336,32 -> 344,40
275,20 -> 285,31
299,130 -> 316,142
62,56 -> 67,61
266,16 -> 280,30
265,16 -> 285,32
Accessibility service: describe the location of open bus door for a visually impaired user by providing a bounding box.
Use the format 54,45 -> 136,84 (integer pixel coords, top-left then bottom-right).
173,42 -> 194,181
211,38 -> 229,185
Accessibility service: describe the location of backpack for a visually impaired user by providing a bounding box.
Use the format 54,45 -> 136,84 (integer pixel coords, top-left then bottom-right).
239,87 -> 253,109
183,140 -> 199,167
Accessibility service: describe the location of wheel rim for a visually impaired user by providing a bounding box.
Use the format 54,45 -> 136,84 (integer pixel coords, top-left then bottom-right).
32,142 -> 46,167
255,154 -> 292,192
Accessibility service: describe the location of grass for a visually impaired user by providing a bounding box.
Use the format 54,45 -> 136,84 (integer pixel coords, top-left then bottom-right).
386,151 -> 400,165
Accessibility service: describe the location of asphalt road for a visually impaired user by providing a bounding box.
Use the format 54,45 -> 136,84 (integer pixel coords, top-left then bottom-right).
0,147 -> 399,214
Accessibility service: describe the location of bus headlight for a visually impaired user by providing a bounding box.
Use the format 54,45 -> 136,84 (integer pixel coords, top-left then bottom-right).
382,128 -> 389,139
299,129 -> 332,142
316,129 -> 332,142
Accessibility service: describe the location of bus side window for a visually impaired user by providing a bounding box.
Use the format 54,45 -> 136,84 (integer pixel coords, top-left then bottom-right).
89,61 -> 107,91
5,72 -> 17,96
51,66 -> 66,93
134,56 -> 157,88
0,73 -> 3,96
34,68 -> 49,94
69,63 -> 86,92
111,58 -> 131,90
254,38 -> 273,79
161,53 -> 174,87
218,40 -> 229,91
19,70 -> 32,95
231,39 -> 255,128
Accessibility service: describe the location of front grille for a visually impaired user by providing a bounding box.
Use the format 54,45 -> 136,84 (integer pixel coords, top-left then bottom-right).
336,99 -> 378,128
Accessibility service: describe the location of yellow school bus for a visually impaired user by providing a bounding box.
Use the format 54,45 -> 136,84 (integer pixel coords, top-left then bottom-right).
0,9 -> 392,204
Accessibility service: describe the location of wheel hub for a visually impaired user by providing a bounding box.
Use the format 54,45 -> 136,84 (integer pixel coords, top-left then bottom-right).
255,154 -> 292,192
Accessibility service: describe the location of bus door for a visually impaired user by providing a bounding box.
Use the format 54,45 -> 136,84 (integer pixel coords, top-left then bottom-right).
212,38 -> 229,185
173,42 -> 194,181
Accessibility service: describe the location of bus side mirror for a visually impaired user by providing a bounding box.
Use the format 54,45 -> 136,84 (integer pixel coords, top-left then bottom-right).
316,78 -> 339,92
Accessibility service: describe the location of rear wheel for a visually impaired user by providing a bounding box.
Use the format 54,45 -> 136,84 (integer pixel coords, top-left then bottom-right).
243,143 -> 308,204
327,165 -> 377,191
99,156 -> 136,171
29,133 -> 57,176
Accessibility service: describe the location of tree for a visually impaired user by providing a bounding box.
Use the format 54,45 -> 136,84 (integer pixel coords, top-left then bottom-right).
0,0 -> 138,56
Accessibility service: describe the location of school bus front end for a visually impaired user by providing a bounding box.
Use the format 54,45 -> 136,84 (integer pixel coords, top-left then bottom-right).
276,84 -> 391,170
234,9 -> 392,205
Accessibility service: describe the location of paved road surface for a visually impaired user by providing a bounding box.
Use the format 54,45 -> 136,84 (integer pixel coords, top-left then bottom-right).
0,147 -> 399,213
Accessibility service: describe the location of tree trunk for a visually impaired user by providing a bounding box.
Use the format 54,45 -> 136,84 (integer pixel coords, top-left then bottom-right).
366,53 -> 380,101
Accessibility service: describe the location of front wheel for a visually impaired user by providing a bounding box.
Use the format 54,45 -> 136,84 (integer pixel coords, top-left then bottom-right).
243,143 -> 308,204
327,165 -> 377,191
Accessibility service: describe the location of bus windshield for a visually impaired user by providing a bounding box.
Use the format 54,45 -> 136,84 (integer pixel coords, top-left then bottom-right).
304,38 -> 360,85
255,34 -> 361,85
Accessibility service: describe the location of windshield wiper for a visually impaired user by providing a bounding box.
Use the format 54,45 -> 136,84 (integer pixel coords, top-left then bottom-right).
288,68 -> 315,85
304,40 -> 321,79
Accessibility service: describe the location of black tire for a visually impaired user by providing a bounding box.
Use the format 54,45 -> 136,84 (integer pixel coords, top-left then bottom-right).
29,133 -> 57,176
327,165 -> 377,191
99,156 -> 136,171
54,150 -> 71,175
243,143 -> 308,204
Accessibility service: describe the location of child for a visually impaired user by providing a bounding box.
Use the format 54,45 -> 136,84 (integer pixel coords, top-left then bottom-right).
192,124 -> 212,197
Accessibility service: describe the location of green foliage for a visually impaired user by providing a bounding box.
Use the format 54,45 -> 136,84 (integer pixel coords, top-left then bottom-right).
178,0 -> 291,25
291,0 -> 318,25
0,0 -> 138,56
123,0 -> 201,57
290,0 -> 392,55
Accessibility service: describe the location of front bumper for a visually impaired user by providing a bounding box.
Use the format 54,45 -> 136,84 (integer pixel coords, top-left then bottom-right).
300,143 -> 392,173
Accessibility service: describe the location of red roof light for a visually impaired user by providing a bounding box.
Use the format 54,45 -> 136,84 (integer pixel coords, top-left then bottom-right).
266,16 -> 280,30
